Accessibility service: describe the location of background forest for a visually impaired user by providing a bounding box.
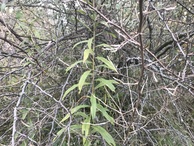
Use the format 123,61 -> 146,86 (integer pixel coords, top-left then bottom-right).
0,0 -> 194,145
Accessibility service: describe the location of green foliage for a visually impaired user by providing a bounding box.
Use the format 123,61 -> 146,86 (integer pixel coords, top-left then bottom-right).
66,60 -> 83,72
62,84 -> 78,99
97,104 -> 114,124
96,56 -> 118,73
60,105 -> 90,123
58,37 -> 117,145
92,126 -> 116,146
82,115 -> 91,145
15,10 -> 23,19
90,94 -> 97,120
95,78 -> 118,92
1,0 -> 193,145
78,70 -> 91,93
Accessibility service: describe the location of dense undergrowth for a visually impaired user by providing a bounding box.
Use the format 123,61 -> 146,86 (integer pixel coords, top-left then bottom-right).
0,0 -> 194,145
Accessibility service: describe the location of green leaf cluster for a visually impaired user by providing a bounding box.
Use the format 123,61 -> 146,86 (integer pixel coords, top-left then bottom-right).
58,38 -> 118,145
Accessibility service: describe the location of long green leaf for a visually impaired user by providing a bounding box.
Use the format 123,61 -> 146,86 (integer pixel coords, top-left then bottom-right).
83,38 -> 94,63
74,112 -> 88,119
77,9 -> 86,15
95,78 -> 118,92
90,94 -> 97,120
96,56 -> 118,73
78,70 -> 91,93
83,49 -> 93,63
96,43 -> 111,48
66,60 -> 82,72
92,126 -> 116,146
72,40 -> 88,49
87,37 -> 93,50
82,116 -> 91,145
70,124 -> 82,132
62,84 -> 78,100
53,128 -> 65,141
97,104 -> 114,124
60,105 -> 90,123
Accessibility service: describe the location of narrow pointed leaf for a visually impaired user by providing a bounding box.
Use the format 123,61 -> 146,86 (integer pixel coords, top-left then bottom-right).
60,105 -> 90,123
77,10 -> 86,15
92,126 -> 116,146
96,43 -> 111,48
95,78 -> 118,92
96,56 -> 118,73
62,84 -> 78,100
57,128 -> 65,136
97,104 -> 114,124
74,112 -> 88,119
53,127 -> 65,142
66,60 -> 82,72
82,116 -> 91,145
70,124 -> 82,132
72,40 -> 88,49
90,94 -> 97,120
87,37 -> 93,50
78,70 -> 91,93
83,49 -> 93,63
